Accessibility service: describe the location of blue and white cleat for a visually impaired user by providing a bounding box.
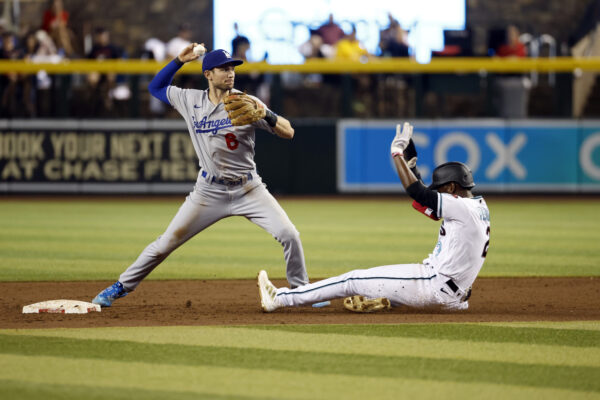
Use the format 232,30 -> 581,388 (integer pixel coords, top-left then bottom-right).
92,281 -> 128,307
257,270 -> 282,312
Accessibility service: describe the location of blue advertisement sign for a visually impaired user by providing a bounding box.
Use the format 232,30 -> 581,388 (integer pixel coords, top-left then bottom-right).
337,119 -> 600,193
580,122 -> 600,189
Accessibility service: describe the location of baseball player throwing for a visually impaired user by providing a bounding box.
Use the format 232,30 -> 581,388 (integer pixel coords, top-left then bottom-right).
92,43 -> 309,306
258,122 -> 491,312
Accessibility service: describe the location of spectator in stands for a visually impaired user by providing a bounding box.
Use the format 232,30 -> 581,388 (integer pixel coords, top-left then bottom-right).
379,14 -> 409,57
298,29 -> 333,88
229,23 -> 266,99
86,27 -> 124,116
143,38 -> 166,62
166,23 -> 192,59
22,32 -> 40,116
496,25 -> 527,57
87,27 -> 121,60
335,24 -> 369,61
0,22 -> 5,48
493,25 -> 530,118
41,0 -> 75,56
317,13 -> 345,46
143,38 -> 167,116
333,25 -> 372,116
32,29 -> 59,59
0,31 -> 22,60
232,23 -> 250,61
19,30 -> 62,117
0,32 -> 25,116
24,32 -> 38,58
165,23 -> 195,93
232,35 -> 250,60
41,0 -> 67,32
299,29 -> 334,59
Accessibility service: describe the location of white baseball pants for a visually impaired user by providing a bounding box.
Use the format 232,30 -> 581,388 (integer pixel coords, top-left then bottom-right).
275,263 -> 469,310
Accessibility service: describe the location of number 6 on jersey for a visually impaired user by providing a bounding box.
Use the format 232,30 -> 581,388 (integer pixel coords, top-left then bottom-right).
225,133 -> 239,150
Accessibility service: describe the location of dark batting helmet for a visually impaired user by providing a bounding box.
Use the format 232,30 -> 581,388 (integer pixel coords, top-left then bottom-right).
428,161 -> 475,190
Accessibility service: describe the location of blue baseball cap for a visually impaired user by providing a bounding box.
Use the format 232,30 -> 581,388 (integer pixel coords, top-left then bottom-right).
202,49 -> 243,72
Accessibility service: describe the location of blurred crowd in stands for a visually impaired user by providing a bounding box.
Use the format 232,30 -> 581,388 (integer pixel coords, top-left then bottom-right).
1,0 -> 74,117
0,0 -> 130,117
0,1 -> 562,119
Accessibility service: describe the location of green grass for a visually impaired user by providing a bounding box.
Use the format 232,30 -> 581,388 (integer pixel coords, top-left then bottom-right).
1,322 -> 599,399
0,197 -> 599,281
1,198 -> 599,399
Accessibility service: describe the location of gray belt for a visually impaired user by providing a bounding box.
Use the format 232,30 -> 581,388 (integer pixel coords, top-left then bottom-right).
212,172 -> 253,186
200,168 -> 253,186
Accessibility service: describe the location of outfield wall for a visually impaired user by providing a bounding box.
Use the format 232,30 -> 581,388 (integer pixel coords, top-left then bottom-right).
0,119 -> 336,195
1,119 -> 599,194
338,119 -> 600,193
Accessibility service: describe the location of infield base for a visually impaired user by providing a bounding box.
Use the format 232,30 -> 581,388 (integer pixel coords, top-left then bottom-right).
22,299 -> 101,314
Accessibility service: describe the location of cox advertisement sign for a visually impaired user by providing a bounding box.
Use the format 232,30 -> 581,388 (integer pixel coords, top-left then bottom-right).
337,119 -> 600,193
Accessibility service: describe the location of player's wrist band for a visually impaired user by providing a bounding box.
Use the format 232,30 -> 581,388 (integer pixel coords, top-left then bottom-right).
264,110 -> 278,127
392,152 -> 403,157
174,57 -> 185,66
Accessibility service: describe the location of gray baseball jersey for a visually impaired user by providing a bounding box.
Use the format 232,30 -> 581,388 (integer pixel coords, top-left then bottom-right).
116,85 -> 309,292
167,87 -> 274,180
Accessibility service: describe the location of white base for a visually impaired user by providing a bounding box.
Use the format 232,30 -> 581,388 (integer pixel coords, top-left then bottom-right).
22,300 -> 101,314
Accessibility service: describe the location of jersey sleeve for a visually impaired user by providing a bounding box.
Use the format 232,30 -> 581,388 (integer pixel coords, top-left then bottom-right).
412,200 -> 440,221
438,193 -> 469,221
167,86 -> 191,117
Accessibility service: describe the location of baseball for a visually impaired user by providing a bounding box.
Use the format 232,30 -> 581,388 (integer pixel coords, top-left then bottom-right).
193,44 -> 206,56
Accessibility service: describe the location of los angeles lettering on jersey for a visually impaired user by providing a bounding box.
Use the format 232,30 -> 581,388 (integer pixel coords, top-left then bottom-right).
192,115 -> 232,135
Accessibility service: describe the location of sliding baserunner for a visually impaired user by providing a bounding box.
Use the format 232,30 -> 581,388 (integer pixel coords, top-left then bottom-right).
258,122 -> 490,312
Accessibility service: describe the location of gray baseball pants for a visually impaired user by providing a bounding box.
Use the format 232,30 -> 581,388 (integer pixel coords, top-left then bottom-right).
119,175 -> 308,290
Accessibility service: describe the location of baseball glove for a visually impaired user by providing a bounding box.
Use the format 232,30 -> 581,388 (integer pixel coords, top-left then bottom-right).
343,295 -> 391,313
223,93 -> 266,126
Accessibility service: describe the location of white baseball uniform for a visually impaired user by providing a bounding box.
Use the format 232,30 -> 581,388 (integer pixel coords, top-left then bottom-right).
119,86 -> 309,290
275,193 -> 490,310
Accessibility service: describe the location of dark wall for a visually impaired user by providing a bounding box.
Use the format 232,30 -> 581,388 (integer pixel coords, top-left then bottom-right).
254,120 -> 337,195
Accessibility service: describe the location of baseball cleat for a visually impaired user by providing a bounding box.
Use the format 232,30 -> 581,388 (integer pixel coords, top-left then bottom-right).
92,281 -> 128,307
257,270 -> 282,312
343,295 -> 391,313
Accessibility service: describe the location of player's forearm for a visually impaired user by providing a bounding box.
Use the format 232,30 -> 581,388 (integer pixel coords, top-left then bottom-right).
393,154 -> 418,189
272,114 -> 294,139
394,154 -> 438,210
148,58 -> 183,105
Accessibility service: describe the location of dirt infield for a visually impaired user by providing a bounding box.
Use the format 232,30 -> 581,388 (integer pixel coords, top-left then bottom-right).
2,277 -> 599,329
